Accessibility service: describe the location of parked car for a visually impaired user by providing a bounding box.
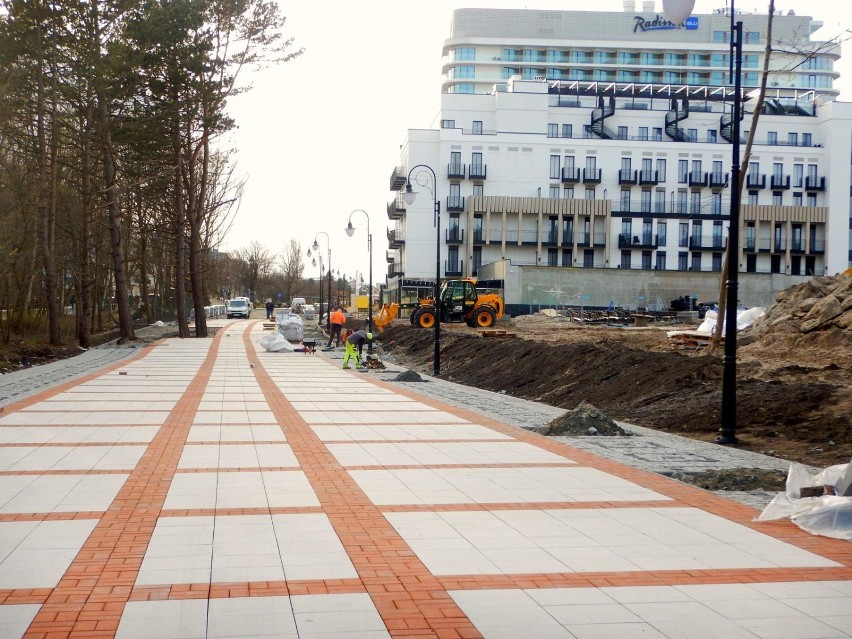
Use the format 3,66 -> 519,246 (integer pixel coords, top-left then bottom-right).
226,298 -> 251,319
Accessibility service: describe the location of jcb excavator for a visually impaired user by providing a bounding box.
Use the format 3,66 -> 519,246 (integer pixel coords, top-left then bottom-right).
373,279 -> 503,332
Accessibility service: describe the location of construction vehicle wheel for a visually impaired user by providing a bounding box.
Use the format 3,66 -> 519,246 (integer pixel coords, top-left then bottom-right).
474,307 -> 496,328
409,311 -> 418,325
417,311 -> 436,328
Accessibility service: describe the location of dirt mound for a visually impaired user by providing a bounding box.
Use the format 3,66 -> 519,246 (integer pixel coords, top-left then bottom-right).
379,318 -> 851,467
672,468 -> 787,492
548,400 -> 631,436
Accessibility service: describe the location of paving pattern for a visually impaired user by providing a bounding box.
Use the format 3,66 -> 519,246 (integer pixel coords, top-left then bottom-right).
0,320 -> 849,638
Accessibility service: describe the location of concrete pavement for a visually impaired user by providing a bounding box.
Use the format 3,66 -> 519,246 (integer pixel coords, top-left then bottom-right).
0,319 -> 849,638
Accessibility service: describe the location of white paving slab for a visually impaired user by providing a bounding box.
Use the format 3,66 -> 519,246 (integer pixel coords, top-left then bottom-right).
0,519 -> 98,588
164,471 -> 319,509
300,411 -> 469,425
351,466 -> 667,506
177,444 -> 298,469
0,474 -> 127,513
0,604 -> 42,639
186,425 -> 286,442
0,445 -> 147,471
328,442 -> 572,467
0,426 -> 159,444
310,423 -> 510,442
136,514 -> 356,586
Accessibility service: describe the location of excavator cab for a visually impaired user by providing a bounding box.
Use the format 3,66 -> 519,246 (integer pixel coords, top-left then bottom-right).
439,280 -> 478,322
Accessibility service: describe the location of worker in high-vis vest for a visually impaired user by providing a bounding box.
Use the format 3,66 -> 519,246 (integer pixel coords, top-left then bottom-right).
342,330 -> 371,369
327,307 -> 346,347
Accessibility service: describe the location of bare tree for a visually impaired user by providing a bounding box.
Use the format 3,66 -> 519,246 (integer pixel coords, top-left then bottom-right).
233,241 -> 274,302
278,239 -> 304,304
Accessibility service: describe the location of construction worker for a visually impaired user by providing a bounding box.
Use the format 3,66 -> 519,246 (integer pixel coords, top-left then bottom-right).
327,306 -> 346,347
342,330 -> 371,369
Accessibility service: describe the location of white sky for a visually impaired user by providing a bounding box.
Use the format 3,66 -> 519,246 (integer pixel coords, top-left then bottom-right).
221,0 -> 852,286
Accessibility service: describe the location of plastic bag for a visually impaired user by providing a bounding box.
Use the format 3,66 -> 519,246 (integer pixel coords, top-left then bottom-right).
258,332 -> 294,352
276,312 -> 304,342
793,498 -> 852,541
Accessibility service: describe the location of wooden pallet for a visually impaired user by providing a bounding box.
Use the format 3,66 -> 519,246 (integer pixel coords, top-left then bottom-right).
668,331 -> 722,350
478,329 -> 517,338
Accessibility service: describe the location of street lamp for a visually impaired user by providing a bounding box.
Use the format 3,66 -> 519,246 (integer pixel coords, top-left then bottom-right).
309,232 -> 332,334
662,0 -> 742,444
403,165 -> 441,376
345,209 -> 373,352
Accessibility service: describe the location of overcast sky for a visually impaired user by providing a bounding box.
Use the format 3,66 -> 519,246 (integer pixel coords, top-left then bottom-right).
221,0 -> 852,287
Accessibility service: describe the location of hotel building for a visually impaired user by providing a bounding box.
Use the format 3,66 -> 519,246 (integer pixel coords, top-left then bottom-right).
386,4 -> 852,312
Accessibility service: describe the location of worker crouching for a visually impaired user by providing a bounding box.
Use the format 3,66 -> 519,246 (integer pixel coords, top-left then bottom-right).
342,330 -> 372,369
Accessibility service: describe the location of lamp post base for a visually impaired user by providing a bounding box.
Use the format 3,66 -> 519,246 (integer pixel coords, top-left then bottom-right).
715,431 -> 739,445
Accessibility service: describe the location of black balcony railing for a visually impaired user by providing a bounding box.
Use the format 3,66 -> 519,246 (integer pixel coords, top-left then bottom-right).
709,172 -> 729,188
444,259 -> 463,276
387,229 -> 405,246
805,175 -> 825,191
386,195 -> 406,220
468,164 -> 487,180
775,238 -> 787,251
746,173 -> 766,189
637,170 -> 660,185
543,232 -> 558,246
472,230 -> 484,244
562,167 -> 581,183
446,228 -> 464,243
448,163 -> 465,179
575,232 -> 591,246
446,196 -> 465,211
770,174 -> 791,190
388,261 -> 404,277
790,239 -> 805,253
688,171 -> 709,187
618,233 -> 658,249
810,239 -> 825,253
582,168 -> 602,183
618,169 -> 638,185
688,235 -> 726,250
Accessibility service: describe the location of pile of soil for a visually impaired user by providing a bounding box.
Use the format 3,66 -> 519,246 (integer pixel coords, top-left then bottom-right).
671,468 -> 787,492
379,275 -> 851,468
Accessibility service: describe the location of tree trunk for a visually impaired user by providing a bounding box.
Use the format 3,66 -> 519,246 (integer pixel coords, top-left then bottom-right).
172,112 -> 190,338
188,134 -> 210,338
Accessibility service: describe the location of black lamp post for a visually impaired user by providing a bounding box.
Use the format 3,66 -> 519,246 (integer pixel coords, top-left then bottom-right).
309,232 -> 332,334
663,0 -> 741,444
345,209 -> 373,353
402,165 -> 441,376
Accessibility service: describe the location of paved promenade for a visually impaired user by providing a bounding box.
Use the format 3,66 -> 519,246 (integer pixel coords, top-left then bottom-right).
0,320 -> 849,639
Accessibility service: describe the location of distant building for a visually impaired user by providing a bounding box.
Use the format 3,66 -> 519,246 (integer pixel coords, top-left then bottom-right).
386,4 -> 851,312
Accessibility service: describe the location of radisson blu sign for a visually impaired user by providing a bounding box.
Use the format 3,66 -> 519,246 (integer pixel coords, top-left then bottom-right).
634,14 -> 699,32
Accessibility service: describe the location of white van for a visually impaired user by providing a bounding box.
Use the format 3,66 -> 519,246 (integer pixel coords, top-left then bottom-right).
226,298 -> 251,319
291,297 -> 306,313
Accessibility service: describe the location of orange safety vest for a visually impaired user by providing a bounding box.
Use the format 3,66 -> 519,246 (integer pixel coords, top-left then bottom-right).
331,310 -> 346,325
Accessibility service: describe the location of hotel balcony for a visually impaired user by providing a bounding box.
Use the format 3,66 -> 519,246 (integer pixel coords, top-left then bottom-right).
638,170 -> 660,185
709,172 -> 729,188
445,260 -> 464,277
386,195 -> 406,220
447,163 -> 465,179
746,173 -> 766,189
389,166 -> 407,191
805,175 -> 826,191
582,168 -> 602,184
688,171 -> 709,187
770,174 -> 791,190
618,233 -> 659,249
562,167 -> 581,184
688,234 -> 726,250
468,164 -> 487,180
387,229 -> 405,248
446,196 -> 465,212
445,228 -> 464,244
387,261 -> 404,277
618,169 -> 638,185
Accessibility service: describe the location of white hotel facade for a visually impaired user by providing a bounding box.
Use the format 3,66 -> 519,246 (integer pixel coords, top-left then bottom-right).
386,4 -> 852,313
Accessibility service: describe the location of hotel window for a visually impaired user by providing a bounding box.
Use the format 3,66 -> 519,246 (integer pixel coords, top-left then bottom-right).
562,124 -> 573,138
802,133 -> 812,146
565,154 -> 575,171
807,164 -> 818,179
793,192 -> 803,207
677,190 -> 688,214
504,48 -> 522,61
564,187 -> 574,199
687,128 -> 698,142
679,223 -> 688,247
712,160 -> 723,177
451,65 -> 475,79
788,132 -> 798,146
621,157 -> 632,173
621,219 -> 632,239
707,129 -> 717,143
793,163 -> 803,187
807,193 -> 817,207
641,190 -> 652,213
617,126 -> 628,139
678,252 -> 688,271
642,251 -> 652,270
472,120 -> 483,134
691,253 -> 702,271
656,252 -> 666,270
549,186 -> 560,199
449,83 -> 475,94
548,123 -> 558,138
748,191 -> 758,205
620,251 -> 631,270
620,190 -> 631,211
773,191 -> 783,206
712,31 -> 728,43
502,67 -> 521,79
664,71 -> 681,83
638,127 -> 649,141
712,253 -> 723,272
440,120 -> 455,129
473,184 -> 484,197
652,127 -> 663,141
711,192 -> 722,215
549,155 -> 561,179
678,160 -> 688,184
562,249 -> 571,267
583,125 -> 592,138
584,188 -> 596,200
711,53 -> 728,67
744,54 -> 758,68
773,162 -> 783,178
452,47 -> 475,61
657,221 -> 667,245
768,131 -> 778,145
690,191 -> 701,215
655,188 -> 666,213
547,249 -> 558,267
656,159 -> 666,181
745,31 -> 760,44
